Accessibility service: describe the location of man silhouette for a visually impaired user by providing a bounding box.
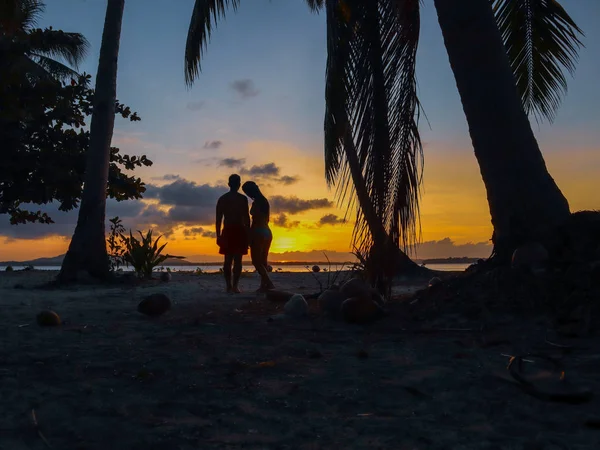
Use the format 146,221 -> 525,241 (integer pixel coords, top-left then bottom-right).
215,174 -> 250,293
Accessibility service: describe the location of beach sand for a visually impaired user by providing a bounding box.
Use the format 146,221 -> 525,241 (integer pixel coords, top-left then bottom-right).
1,270 -> 599,449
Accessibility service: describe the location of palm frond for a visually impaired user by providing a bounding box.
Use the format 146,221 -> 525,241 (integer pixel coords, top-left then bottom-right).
29,53 -> 80,80
7,52 -> 63,84
184,0 -> 240,87
0,0 -> 45,33
323,0 -> 423,257
25,28 -> 89,68
492,0 -> 584,123
305,0 -> 325,13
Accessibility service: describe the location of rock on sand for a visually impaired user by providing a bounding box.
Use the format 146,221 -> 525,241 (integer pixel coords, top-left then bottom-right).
512,242 -> 549,271
36,310 -> 61,326
318,289 -> 346,317
160,271 -> 172,282
138,293 -> 171,317
341,296 -> 383,324
340,278 -> 372,299
284,294 -> 308,318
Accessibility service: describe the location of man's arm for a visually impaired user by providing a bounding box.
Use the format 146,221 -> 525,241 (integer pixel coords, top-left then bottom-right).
215,198 -> 223,241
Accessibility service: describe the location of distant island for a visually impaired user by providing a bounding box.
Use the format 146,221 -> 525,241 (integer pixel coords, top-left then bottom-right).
420,257 -> 481,265
0,254 -> 483,267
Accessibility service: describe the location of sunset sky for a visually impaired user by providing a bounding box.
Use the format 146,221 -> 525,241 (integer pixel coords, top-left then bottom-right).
1,0 -> 599,262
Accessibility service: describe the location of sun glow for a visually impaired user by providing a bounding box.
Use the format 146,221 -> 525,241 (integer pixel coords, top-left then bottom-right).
270,236 -> 301,253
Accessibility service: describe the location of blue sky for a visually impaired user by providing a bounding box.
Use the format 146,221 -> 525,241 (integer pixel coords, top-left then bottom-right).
39,0 -> 599,150
3,0 -> 598,261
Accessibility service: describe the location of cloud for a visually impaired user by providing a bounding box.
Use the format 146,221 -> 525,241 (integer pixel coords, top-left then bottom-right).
151,174 -> 181,181
218,157 -> 246,168
203,140 -> 223,150
270,195 -> 333,214
0,199 -> 146,241
273,213 -> 300,229
230,79 -> 260,99
413,237 -> 492,260
238,162 -> 299,186
318,214 -> 345,226
278,175 -> 299,185
241,162 -> 280,177
145,179 -> 223,207
186,101 -> 205,111
183,226 -> 216,240
144,179 -> 225,226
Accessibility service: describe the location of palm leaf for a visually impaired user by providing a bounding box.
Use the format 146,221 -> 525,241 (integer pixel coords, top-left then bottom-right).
28,53 -> 80,80
184,0 -> 241,87
306,0 -> 325,13
323,0 -> 423,257
0,0 -> 45,33
492,0 -> 584,123
22,27 -> 89,69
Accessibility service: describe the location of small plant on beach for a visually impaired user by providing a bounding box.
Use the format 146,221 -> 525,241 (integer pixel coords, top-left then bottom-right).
107,217 -> 127,271
306,252 -> 350,293
5,265 -> 13,272
121,229 -> 184,279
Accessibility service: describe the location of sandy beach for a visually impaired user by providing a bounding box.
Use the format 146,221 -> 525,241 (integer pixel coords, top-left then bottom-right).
1,270 -> 599,449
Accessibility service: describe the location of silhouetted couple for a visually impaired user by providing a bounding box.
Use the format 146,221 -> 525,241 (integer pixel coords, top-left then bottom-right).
215,174 -> 274,294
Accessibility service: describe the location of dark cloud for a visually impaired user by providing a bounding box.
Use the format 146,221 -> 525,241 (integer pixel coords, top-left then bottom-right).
0,178 -> 231,242
270,195 -> 333,215
238,162 -> 299,186
219,157 -> 246,168
230,79 -> 260,99
414,238 -> 492,260
273,213 -> 300,229
278,175 -> 299,185
186,101 -> 205,111
151,174 -> 181,181
182,226 -> 216,240
318,214 -> 345,226
148,179 -> 224,207
241,162 -> 280,177
203,140 -> 223,150
144,179 -> 226,226
0,199 -> 146,241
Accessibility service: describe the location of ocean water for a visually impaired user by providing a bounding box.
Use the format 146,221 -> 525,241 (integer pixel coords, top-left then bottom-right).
0,263 -> 471,273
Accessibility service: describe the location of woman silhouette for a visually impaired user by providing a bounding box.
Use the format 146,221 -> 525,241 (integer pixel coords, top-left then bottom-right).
242,181 -> 275,292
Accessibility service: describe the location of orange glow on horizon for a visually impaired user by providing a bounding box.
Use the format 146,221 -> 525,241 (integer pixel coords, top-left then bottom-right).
2,142 -> 600,262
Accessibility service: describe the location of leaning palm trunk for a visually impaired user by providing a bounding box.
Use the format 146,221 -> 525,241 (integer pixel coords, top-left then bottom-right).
324,0 -> 428,288
433,0 -> 571,262
58,0 -> 125,283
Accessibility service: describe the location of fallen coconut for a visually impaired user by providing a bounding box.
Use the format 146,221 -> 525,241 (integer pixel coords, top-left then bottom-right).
36,310 -> 61,327
138,293 -> 171,317
511,242 -> 549,271
284,294 -> 308,318
265,289 -> 294,303
160,271 -> 172,282
318,289 -> 346,318
340,278 -> 371,299
341,296 -> 383,324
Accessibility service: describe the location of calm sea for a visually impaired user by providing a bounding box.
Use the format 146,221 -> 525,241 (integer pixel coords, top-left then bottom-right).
0,263 -> 471,273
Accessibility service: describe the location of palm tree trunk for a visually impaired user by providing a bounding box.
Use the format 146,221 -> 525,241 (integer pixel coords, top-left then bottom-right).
433,0 -> 570,263
58,0 -> 125,283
